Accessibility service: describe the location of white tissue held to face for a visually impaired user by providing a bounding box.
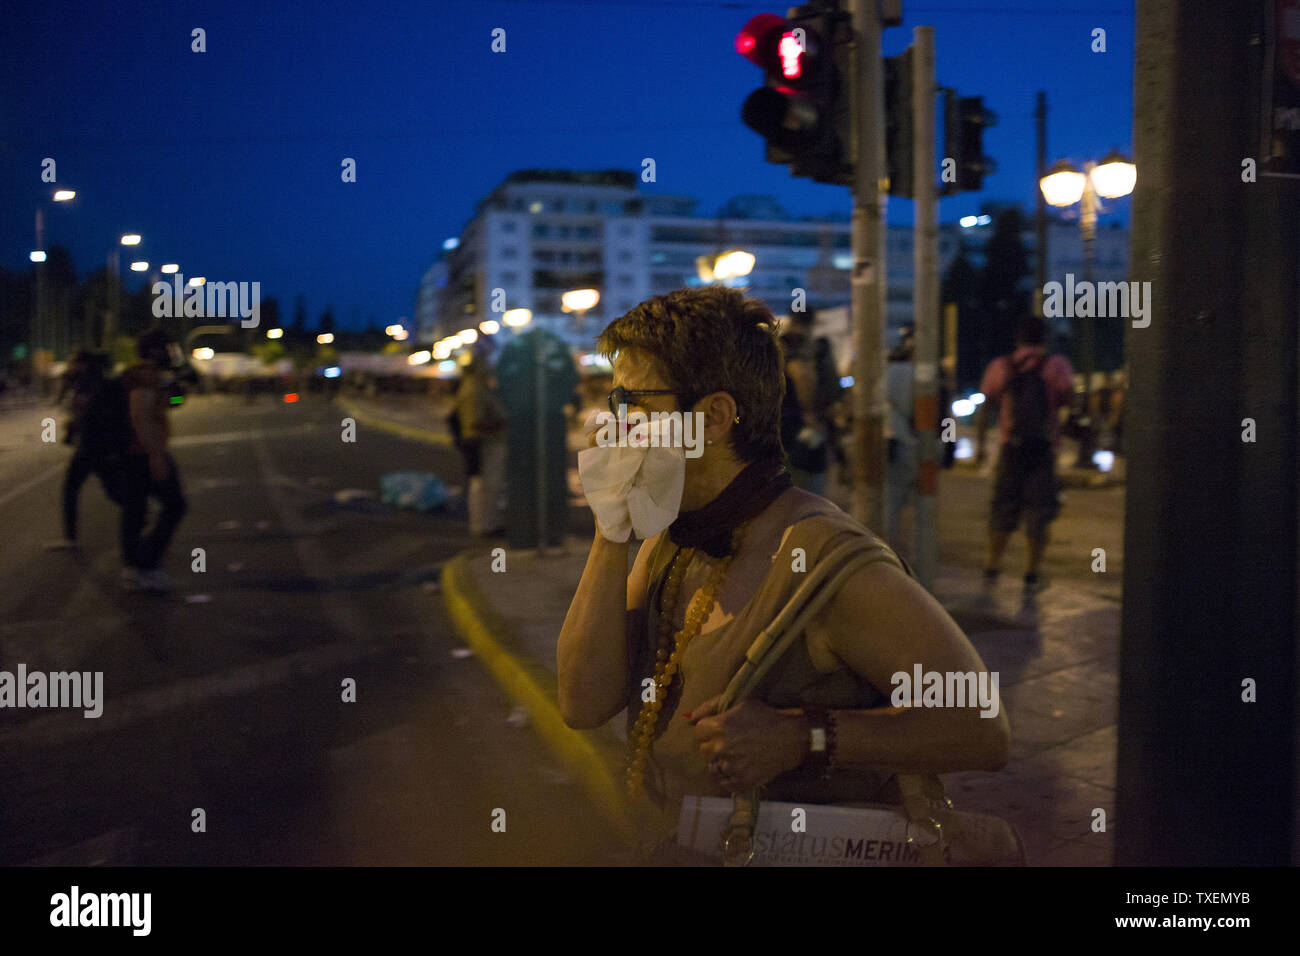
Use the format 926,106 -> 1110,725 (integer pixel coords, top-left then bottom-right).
579,411 -> 687,542
585,406 -> 704,459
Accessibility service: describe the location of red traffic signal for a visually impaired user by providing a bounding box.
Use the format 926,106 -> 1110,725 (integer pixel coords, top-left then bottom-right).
735,13 -> 817,87
736,6 -> 847,184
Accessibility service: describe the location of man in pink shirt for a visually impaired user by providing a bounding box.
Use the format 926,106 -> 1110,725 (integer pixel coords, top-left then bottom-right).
974,314 -> 1074,593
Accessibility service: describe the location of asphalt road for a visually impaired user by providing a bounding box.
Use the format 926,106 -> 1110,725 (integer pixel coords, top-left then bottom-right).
0,392 -> 626,866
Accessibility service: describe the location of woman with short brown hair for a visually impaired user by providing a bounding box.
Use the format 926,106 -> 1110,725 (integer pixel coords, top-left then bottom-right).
557,287 -> 1009,858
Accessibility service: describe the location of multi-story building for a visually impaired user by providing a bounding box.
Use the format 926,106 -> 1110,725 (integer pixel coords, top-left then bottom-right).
413,258 -> 447,345
427,170 -> 1128,371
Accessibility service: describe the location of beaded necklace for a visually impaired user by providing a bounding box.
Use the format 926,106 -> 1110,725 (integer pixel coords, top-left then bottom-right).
625,524 -> 746,798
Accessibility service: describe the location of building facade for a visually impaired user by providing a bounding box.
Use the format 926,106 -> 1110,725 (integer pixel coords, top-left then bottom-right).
427,169 -> 1129,369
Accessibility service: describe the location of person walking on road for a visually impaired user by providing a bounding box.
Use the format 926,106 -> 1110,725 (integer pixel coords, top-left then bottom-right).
974,314 -> 1075,595
47,349 -> 127,549
884,327 -> 918,551
455,351 -> 508,536
120,328 -> 188,592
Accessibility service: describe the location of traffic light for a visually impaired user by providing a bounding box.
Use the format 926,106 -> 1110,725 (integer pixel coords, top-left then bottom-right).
942,93 -> 997,194
883,48 -> 914,198
735,4 -> 851,186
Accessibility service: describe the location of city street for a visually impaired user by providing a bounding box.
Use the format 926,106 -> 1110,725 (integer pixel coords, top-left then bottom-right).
0,393 -> 626,865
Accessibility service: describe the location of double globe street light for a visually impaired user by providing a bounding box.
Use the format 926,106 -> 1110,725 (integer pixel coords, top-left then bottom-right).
1039,150 -> 1136,468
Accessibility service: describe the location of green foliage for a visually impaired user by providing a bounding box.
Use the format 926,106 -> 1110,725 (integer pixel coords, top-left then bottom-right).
251,340 -> 286,366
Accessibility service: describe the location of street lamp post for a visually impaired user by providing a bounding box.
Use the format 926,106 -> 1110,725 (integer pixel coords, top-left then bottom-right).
1039,151 -> 1136,468
560,288 -> 600,340
30,190 -> 76,365
105,233 -> 143,352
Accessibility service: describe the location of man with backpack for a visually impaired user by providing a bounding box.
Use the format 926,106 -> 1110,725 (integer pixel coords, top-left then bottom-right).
46,349 -> 127,549
974,314 -> 1075,594
119,328 -> 188,592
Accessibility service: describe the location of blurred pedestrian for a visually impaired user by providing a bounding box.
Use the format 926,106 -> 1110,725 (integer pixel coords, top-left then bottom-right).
47,350 -> 127,549
455,352 -> 508,536
780,311 -> 830,494
119,328 -> 188,592
884,327 -> 917,549
974,314 -> 1075,594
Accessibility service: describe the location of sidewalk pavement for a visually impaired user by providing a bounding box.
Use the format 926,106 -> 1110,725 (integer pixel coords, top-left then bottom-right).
445,543 -> 1118,867
348,395 -> 1120,865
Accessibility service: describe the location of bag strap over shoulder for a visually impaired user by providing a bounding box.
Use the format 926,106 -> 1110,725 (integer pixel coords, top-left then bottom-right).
718,530 -> 948,867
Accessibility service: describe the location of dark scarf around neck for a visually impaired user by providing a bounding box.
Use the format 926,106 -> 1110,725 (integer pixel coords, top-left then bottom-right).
668,457 -> 792,558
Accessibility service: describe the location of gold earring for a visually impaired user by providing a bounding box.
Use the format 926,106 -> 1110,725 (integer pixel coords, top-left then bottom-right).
733,416 -> 740,423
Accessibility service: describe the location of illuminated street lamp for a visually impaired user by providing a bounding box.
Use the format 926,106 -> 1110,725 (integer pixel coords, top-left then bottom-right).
479,319 -> 500,335
561,288 -> 599,334
189,276 -> 206,287
129,261 -> 149,272
502,308 -> 532,328
696,249 -> 756,284
459,328 -> 478,345
316,333 -> 334,344
161,263 -> 179,274
561,288 -> 599,312
120,234 -> 142,246
1039,150 -> 1136,468
266,328 -> 284,339
53,190 -> 76,202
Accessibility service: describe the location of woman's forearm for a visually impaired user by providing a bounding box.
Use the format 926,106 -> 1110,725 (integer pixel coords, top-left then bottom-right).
815,705 -> 1010,774
556,532 -> 633,729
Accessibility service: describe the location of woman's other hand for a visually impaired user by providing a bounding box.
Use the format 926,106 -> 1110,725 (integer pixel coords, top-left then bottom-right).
686,697 -> 807,793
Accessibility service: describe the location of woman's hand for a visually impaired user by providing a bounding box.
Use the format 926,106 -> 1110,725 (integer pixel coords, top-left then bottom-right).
686,697 -> 808,793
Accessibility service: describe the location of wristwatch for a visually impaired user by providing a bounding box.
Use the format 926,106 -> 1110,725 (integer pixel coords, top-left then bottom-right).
802,706 -> 837,780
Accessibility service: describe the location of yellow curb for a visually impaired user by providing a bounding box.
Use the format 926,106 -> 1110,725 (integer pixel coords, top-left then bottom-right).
440,553 -> 639,846
335,397 -> 452,446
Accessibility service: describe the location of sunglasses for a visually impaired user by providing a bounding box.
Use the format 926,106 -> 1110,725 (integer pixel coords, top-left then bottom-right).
607,386 -> 698,416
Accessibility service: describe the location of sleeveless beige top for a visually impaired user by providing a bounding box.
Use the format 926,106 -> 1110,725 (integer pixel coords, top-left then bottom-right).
626,487 -> 912,842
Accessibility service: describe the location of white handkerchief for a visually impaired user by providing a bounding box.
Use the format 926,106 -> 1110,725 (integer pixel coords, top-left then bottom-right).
578,411 -> 685,542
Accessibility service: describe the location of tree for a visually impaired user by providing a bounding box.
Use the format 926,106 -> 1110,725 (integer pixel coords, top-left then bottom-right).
977,207 -> 1033,368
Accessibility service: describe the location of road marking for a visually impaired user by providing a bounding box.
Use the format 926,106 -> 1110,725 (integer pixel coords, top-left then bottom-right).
171,424 -> 318,448
0,639 -> 383,751
0,463 -> 64,510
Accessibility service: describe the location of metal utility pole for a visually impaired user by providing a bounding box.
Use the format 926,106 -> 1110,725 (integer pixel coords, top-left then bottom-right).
910,25 -> 938,588
1034,91 -> 1047,317
848,0 -> 887,533
1118,0 -> 1298,865
33,209 -> 46,362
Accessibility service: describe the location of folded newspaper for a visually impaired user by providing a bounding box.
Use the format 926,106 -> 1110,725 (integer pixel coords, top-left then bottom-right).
677,796 -> 924,867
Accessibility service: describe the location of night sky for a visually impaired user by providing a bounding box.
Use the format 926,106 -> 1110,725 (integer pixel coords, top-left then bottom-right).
1,0 -> 1134,331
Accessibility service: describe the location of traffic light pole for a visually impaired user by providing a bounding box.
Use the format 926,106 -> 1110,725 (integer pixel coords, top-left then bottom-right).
847,0 -> 887,533
910,25 -> 938,589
